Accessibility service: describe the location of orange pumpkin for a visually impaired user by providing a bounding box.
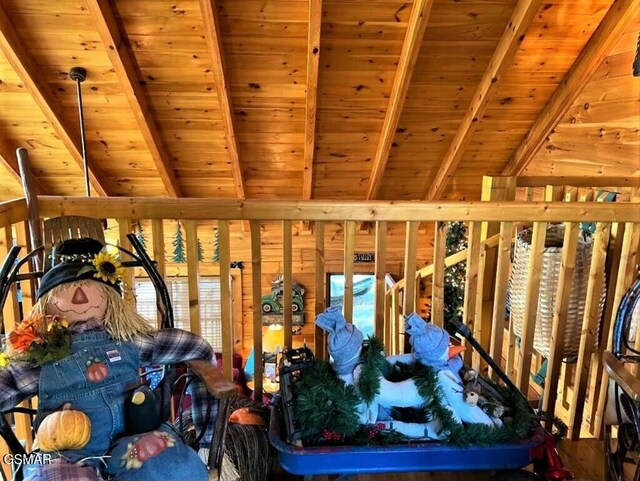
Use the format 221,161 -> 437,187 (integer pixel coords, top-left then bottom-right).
37,405 -> 91,452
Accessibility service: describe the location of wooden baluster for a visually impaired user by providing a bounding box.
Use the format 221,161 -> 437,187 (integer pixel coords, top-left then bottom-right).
431,222 -> 446,328
218,220 -> 233,380
283,220 -> 293,348
594,219 -> 640,437
250,220 -> 263,397
375,221 -> 387,338
488,221 -> 513,381
463,222 -> 481,366
314,222 -> 326,359
343,221 -> 356,323
151,219 -> 166,328
515,219 -> 547,394
403,221 -> 419,353
14,222 -> 34,451
568,222 -> 611,439
118,218 -> 135,306
184,220 -> 201,336
478,176 -> 516,373
542,188 -> 579,427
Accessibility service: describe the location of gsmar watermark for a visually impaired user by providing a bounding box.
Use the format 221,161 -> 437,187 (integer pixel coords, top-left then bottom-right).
3,453 -> 53,465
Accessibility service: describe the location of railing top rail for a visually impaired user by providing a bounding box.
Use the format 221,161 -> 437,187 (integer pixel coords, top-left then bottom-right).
515,176 -> 640,188
0,198 -> 28,228
38,197 -> 640,223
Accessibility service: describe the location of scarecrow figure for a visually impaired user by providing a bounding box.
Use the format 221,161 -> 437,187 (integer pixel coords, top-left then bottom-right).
0,238 -> 235,481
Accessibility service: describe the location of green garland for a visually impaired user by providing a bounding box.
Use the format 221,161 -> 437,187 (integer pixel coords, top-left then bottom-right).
294,336 -> 533,447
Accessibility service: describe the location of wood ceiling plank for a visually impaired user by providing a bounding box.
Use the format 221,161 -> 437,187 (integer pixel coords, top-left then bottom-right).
0,4 -> 109,196
199,0 -> 246,199
365,0 -> 434,200
425,0 -> 544,200
84,3 -> 182,196
302,0 -> 322,200
503,0 -> 640,176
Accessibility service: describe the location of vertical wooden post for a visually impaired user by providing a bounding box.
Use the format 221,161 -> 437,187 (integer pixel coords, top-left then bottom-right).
343,221 -> 356,323
118,219 -> 135,306
391,289 -> 399,355
594,221 -> 640,437
218,220 -> 233,380
542,189 -> 579,427
463,222 -> 481,366
17,148 -> 43,271
151,219 -> 166,328
0,226 -> 18,333
403,221 -> 419,353
568,222 -> 611,439
488,221 -> 513,381
314,222 -> 326,359
587,219 -> 627,434
478,176 -> 516,372
375,221 -> 387,338
384,291 -> 391,350
250,220 -> 263,397
431,222 -> 446,328
13,222 -> 34,452
515,220 -> 547,394
184,220 -> 201,336
283,220 -> 293,348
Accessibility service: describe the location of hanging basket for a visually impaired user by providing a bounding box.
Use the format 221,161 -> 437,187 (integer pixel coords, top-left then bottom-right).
508,224 -> 606,360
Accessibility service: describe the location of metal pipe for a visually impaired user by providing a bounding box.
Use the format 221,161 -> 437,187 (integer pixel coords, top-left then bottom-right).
69,66 -> 90,197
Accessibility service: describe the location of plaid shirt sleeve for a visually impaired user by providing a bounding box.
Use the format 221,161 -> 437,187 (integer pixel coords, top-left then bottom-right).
132,329 -> 218,448
0,361 -> 40,412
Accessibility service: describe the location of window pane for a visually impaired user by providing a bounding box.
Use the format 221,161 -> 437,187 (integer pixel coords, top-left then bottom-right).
328,274 -> 375,338
135,277 -> 223,351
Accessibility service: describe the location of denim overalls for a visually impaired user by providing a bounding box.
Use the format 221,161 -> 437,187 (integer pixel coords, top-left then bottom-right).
28,331 -> 208,481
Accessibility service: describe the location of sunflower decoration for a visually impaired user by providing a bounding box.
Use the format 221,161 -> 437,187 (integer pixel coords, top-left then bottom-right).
77,250 -> 125,285
92,251 -> 125,284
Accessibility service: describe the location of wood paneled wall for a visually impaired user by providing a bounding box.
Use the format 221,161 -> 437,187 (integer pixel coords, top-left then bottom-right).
106,219 -> 433,354
525,16 -> 640,178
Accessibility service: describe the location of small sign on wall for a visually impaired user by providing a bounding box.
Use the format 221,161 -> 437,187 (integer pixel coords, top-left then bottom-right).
354,252 -> 375,263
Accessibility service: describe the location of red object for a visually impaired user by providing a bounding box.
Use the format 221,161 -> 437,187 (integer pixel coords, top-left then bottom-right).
86,361 -> 109,383
133,432 -> 171,462
531,432 -> 574,480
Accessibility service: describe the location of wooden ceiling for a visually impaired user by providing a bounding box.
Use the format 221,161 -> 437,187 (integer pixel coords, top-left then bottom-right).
0,0 -> 638,201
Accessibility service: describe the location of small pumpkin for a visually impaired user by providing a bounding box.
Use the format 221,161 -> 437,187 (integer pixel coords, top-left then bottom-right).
37,404 -> 91,452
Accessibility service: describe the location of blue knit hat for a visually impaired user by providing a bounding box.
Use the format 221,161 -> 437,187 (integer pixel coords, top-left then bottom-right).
405,313 -> 449,368
315,306 -> 364,375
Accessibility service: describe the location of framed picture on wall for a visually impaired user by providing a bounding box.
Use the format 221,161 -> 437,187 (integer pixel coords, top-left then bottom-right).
326,273 -> 375,337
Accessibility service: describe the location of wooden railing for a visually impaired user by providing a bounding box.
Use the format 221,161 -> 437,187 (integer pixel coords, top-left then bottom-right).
0,180 -> 638,453
387,176 -> 640,440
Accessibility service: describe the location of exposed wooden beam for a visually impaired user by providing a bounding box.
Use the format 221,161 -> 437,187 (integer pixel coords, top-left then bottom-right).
302,0 -> 322,200
364,0 -> 434,200
426,0 -> 543,200
0,4 -> 109,197
503,0 -> 640,176
199,0 -> 246,199
85,0 -> 182,198
38,197 -> 640,223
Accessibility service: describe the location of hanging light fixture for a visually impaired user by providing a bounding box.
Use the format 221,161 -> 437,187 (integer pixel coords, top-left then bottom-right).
69,66 -> 91,196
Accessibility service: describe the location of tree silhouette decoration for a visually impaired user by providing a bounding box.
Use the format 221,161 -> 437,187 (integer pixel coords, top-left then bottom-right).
172,221 -> 186,263
444,221 -> 467,327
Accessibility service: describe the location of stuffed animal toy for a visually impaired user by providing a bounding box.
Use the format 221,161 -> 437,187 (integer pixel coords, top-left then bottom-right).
0,238 -> 236,481
315,308 -> 506,440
